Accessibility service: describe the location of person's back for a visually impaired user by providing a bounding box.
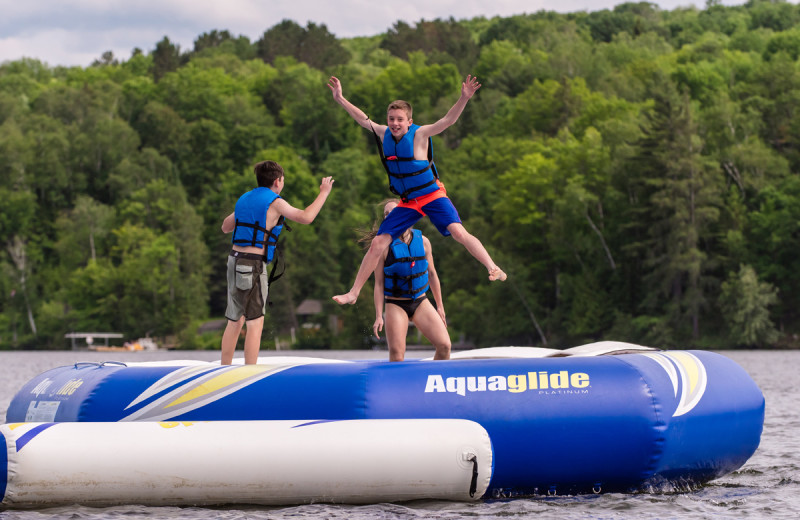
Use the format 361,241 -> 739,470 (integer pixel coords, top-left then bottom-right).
231,186 -> 284,259
220,160 -> 334,365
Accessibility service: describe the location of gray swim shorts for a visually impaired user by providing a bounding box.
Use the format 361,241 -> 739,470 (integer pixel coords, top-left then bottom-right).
225,252 -> 269,321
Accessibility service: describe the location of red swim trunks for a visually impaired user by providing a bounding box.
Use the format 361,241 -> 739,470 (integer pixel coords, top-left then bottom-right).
397,180 -> 447,214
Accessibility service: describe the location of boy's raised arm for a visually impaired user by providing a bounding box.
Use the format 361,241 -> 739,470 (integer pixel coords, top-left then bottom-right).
418,74 -> 481,138
274,176 -> 335,225
328,76 -> 386,133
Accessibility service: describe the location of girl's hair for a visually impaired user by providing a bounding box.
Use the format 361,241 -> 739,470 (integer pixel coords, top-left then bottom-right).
356,198 -> 400,250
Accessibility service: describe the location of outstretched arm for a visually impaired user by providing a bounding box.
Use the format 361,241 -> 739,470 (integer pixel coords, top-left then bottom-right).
328,76 -> 387,134
417,74 -> 481,139
372,264 -> 385,339
274,177 -> 335,225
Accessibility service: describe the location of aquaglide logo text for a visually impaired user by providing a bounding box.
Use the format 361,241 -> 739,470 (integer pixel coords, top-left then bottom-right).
424,370 -> 590,397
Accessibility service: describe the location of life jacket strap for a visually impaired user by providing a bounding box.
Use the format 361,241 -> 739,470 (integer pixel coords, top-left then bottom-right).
384,255 -> 427,268
232,219 -> 269,248
387,162 -> 436,179
265,216 -> 290,304
386,276 -> 430,298
386,270 -> 427,286
394,178 -> 438,202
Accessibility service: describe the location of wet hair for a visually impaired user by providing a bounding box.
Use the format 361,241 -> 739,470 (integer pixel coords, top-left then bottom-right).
357,198 -> 401,249
253,160 -> 284,188
387,100 -> 412,119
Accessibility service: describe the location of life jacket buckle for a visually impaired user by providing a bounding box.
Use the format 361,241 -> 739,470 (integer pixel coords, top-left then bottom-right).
386,155 -> 398,161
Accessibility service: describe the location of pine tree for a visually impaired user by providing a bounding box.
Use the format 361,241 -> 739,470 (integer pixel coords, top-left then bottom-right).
633,73 -> 722,342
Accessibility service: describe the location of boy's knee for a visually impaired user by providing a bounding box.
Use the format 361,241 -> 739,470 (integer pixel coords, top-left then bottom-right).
225,317 -> 244,330
370,234 -> 392,252
448,224 -> 469,242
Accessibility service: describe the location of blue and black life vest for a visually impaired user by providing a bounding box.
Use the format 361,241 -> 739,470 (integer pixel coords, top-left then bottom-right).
230,187 -> 284,263
384,229 -> 429,299
371,124 -> 439,202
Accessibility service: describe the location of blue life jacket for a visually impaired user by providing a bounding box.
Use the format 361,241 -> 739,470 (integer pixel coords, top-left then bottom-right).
374,124 -> 440,202
230,187 -> 284,263
384,229 -> 429,299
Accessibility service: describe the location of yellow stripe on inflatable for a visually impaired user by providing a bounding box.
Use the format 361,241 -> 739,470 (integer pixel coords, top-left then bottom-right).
165,365 -> 272,408
671,351 -> 699,393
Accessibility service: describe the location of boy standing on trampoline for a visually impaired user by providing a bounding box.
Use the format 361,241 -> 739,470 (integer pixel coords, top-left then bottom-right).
328,74 -> 506,305
220,160 -> 334,364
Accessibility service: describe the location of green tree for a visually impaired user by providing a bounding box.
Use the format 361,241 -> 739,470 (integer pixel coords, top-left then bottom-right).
475,40 -> 543,97
72,116 -> 141,201
152,36 -> 183,82
182,118 -> 231,199
117,179 -> 210,295
748,0 -> 800,32
256,20 -> 350,69
381,18 -> 480,73
133,100 -> 191,165
92,50 -> 119,67
633,76 -> 722,342
193,30 -> 236,54
751,49 -> 800,169
719,264 -> 779,346
20,114 -> 76,209
744,177 -> 800,329
0,188 -> 38,345
274,60 -> 341,162
54,195 -> 114,268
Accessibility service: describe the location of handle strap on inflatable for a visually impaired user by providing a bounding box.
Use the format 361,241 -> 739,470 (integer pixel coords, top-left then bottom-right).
468,454 -> 478,498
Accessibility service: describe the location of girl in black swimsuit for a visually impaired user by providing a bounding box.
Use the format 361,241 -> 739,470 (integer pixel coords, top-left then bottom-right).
360,200 -> 451,361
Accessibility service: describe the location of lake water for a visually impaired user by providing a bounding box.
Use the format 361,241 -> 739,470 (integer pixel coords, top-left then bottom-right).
0,349 -> 797,519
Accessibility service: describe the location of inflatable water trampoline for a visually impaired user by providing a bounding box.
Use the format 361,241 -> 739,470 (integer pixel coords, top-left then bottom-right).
1,342 -> 764,508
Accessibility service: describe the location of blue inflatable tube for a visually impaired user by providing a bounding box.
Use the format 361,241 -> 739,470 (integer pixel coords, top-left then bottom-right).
5,345 -> 764,496
0,428 -> 7,501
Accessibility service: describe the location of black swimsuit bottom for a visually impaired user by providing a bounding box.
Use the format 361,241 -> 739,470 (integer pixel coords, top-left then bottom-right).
385,295 -> 427,319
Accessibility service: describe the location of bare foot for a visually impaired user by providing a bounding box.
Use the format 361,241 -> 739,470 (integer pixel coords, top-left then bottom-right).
488,267 -> 507,281
333,292 -> 358,305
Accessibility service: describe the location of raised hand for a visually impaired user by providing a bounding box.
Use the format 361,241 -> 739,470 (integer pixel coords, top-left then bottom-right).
319,176 -> 335,194
327,76 -> 343,101
461,74 -> 481,99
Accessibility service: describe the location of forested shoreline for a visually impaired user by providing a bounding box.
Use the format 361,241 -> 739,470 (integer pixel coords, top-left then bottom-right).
2,0 -> 799,351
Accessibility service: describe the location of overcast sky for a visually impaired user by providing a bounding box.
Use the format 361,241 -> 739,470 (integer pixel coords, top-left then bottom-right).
1,0 -> 752,68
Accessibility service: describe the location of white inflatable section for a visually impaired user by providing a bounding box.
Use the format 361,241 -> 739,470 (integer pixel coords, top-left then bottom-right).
434,346 -> 560,360
433,342 -> 659,361
562,341 -> 658,356
123,356 -> 350,367
1,419 -> 492,508
123,344 -> 659,366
